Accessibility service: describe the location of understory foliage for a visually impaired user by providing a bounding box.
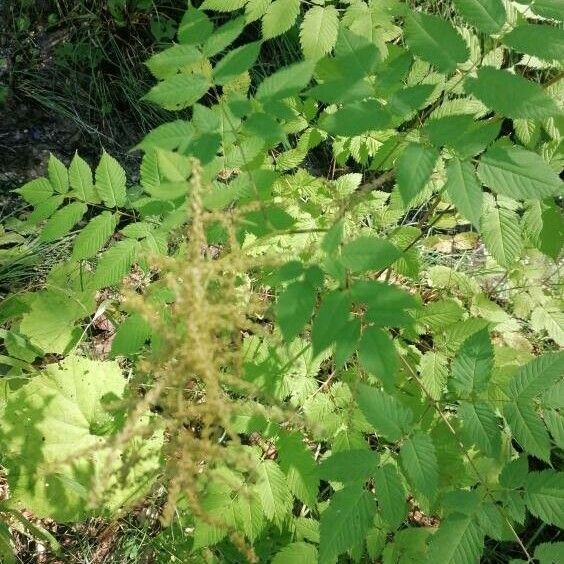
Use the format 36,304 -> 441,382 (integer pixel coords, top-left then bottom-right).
1,0 -> 563,562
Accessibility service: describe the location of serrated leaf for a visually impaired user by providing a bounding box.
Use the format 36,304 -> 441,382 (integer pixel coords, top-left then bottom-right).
203,16 -> 246,58
318,485 -> 375,563
95,152 -> 127,208
477,144 -> 563,201
357,328 -> 398,390
256,60 -> 316,101
92,239 -> 139,289
16,177 -> 53,205
535,542 -> 564,564
400,432 -> 438,502
481,200 -> 522,267
465,67 -> 560,119
213,41 -> 261,85
177,8 -> 213,44
374,464 -> 406,528
319,100 -> 392,137
453,0 -> 506,35
524,470 -> 564,528
311,290 -> 351,356
68,153 -> 96,202
419,351 -> 448,400
143,74 -> 210,111
445,158 -> 483,229
71,212 -> 117,260
47,154 -> 69,194
341,236 -> 401,273
318,449 -> 379,483
201,0 -> 247,11
405,11 -> 469,73
39,202 -> 88,243
503,24 -> 564,62
272,542 -> 318,564
136,120 -> 194,152
451,328 -> 493,396
396,143 -> 440,206
300,6 -> 339,60
356,384 -> 412,442
145,44 -> 203,79
506,351 -> 564,401
111,314 -> 152,357
276,280 -> 316,343
255,460 -> 292,525
458,401 -> 501,457
262,0 -> 300,40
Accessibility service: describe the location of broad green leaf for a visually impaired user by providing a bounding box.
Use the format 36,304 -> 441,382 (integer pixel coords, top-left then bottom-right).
69,153 -> 96,202
417,299 -> 465,331
405,11 -> 469,73
145,44 -> 203,79
357,328 -> 398,390
425,513 -> 485,564
39,202 -> 88,243
535,542 -> 564,564
235,485 -> 265,542
318,449 -> 379,483
311,290 -> 351,356
506,351 -> 564,401
95,152 -> 127,208
111,314 -> 152,357
453,0 -> 506,35
318,485 -> 376,564
255,460 -> 292,525
177,8 -> 213,44
136,120 -> 194,152
531,303 -> 564,347
300,6 -> 339,60
503,401 -> 551,462
319,100 -> 391,137
524,470 -> 564,528
356,384 -> 413,442
71,211 -> 118,260
528,0 -> 564,20
458,401 -> 501,457
92,239 -> 139,289
477,144 -> 563,201
465,68 -> 560,119
203,16 -> 246,57
143,74 -> 210,111
47,154 -> 69,194
396,143 -> 440,206
481,199 -> 522,267
16,177 -> 53,205
400,432 -> 438,501
445,158 -> 483,229
213,41 -> 261,85
450,328 -> 493,396
419,351 -> 448,400
200,0 -> 247,11
256,60 -> 316,101
272,542 -> 318,564
341,236 -> 401,273
503,24 -> 564,62
276,280 -> 317,343
262,0 -> 300,40
374,464 -> 406,528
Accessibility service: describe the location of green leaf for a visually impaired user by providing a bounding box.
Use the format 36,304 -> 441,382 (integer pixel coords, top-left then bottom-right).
16,177 -> 53,205
503,401 -> 552,462
136,120 -> 194,152
272,542 -> 318,564
213,41 -> 261,84
28,194 -> 64,224
276,280 -> 317,343
506,351 -> 564,401
311,290 -> 351,356
419,351 -> 448,400
465,68 -> 560,119
92,239 -> 139,289
256,60 -> 316,101
400,432 -> 438,501
453,0 -> 506,35
262,0 -> 300,40
255,460 -> 292,525
535,542 -> 564,564
356,384 -> 413,442
71,211 -> 118,260
201,0 -> 247,11
318,449 -> 379,483
445,158 -> 483,229
300,6 -> 339,60
48,154 -> 69,194
318,485 -> 376,564
358,328 -> 398,390
95,152 -> 127,208
319,100 -> 391,137
111,314 -> 152,357
374,464 -> 406,528
503,24 -> 564,62
524,470 -> 564,528
203,16 -> 246,58
405,11 -> 469,73
341,236 -> 401,273
145,44 -> 203,79
458,401 -> 501,457
425,513 -> 485,564
177,8 -> 213,44
39,202 -> 88,243
477,144 -> 563,201
69,153 -> 96,202
396,143 -> 440,206
481,199 -> 522,268
143,74 -> 210,112
450,329 -> 493,396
